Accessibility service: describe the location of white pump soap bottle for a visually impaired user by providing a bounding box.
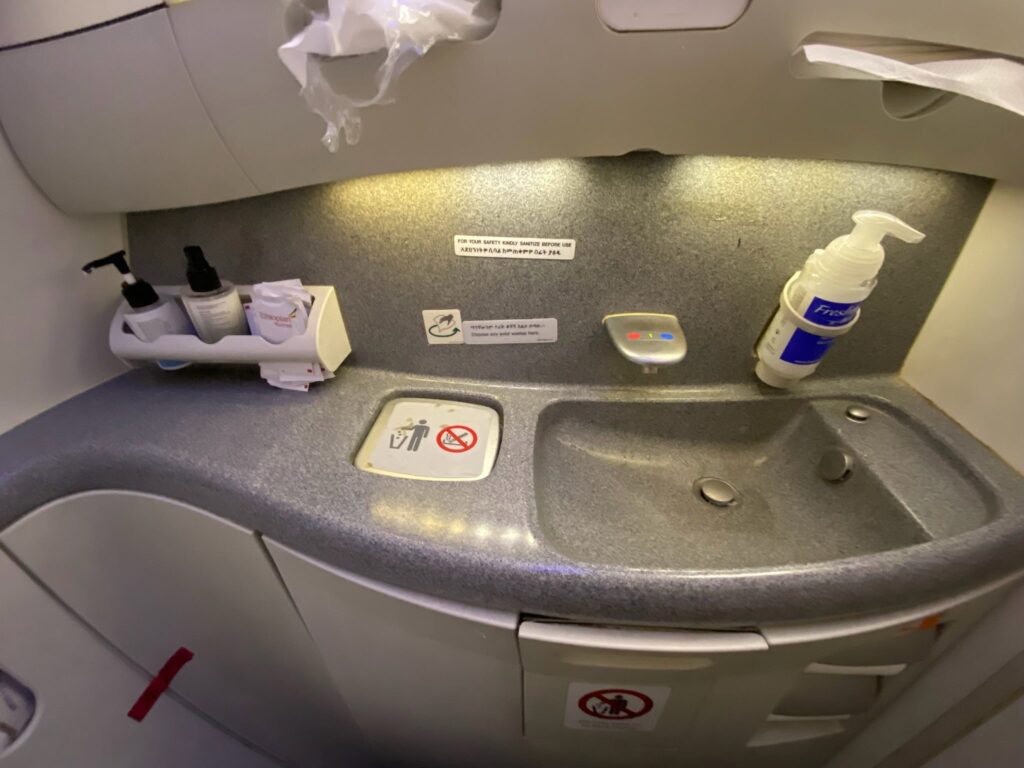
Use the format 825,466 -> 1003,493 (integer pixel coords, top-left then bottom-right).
755,210 -> 925,388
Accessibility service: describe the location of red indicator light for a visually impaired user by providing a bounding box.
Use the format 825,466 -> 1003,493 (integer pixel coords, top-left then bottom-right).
627,332 -> 642,340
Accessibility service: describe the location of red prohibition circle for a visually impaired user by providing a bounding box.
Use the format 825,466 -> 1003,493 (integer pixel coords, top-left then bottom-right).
436,425 -> 478,453
577,688 -> 654,720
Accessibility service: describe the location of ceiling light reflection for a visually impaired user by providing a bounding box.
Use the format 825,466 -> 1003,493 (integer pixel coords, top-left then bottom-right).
370,499 -> 538,550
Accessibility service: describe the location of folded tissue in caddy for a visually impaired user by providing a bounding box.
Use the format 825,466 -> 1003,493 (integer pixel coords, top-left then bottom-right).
245,280 -> 334,392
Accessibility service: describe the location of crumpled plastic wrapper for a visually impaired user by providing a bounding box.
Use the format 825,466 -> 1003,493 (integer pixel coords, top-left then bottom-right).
279,0 -> 498,150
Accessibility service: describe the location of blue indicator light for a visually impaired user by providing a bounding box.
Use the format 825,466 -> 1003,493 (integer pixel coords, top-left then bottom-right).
660,332 -> 674,340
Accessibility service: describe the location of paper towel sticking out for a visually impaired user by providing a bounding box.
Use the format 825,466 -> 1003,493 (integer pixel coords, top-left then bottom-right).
279,0 -> 498,151
792,39 -> 1024,119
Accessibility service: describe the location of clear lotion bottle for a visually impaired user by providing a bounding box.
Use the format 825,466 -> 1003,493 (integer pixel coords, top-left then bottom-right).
180,245 -> 247,343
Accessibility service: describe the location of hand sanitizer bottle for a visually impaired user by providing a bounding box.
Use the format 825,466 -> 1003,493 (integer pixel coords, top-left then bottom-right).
755,210 -> 925,388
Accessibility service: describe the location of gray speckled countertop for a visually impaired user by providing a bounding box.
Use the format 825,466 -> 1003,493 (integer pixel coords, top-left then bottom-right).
1,367 -> 1022,627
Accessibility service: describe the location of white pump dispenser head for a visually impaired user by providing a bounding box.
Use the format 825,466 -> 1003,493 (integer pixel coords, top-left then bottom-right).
818,210 -> 925,285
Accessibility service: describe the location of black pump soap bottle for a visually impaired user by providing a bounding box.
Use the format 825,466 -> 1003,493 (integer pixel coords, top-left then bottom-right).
82,250 -> 193,370
180,245 -> 247,342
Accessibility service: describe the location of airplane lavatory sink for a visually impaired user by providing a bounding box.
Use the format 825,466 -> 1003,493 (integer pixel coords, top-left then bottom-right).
533,398 -> 997,571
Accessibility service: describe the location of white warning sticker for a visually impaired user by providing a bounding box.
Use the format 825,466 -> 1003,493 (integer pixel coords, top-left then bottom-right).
463,318 -> 557,345
564,683 -> 671,732
356,398 -> 500,481
454,235 -> 576,260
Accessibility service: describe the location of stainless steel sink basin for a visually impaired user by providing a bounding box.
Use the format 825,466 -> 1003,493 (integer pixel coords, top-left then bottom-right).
534,398 -> 996,570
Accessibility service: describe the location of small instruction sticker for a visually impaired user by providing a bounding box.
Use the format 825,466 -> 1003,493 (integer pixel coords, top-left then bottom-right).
464,318 -> 557,345
454,235 -> 575,260
564,683 -> 670,732
422,309 -> 463,345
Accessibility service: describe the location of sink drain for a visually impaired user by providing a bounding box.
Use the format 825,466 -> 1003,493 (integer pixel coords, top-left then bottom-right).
818,448 -> 854,482
845,405 -> 871,423
694,478 -> 739,507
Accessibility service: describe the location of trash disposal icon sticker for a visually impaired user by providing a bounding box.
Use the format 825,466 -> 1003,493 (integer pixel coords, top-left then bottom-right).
564,683 -> 670,732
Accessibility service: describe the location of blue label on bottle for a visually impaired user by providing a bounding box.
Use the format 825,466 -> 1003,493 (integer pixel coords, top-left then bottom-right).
778,295 -> 859,366
780,329 -> 836,365
158,360 -> 191,371
804,296 -> 861,327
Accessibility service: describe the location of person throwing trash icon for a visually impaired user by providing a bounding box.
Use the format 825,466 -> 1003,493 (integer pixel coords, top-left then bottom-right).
407,419 -> 430,452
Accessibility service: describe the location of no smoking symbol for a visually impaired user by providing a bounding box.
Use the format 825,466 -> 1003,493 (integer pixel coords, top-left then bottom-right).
436,425 -> 478,453
578,689 -> 654,720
